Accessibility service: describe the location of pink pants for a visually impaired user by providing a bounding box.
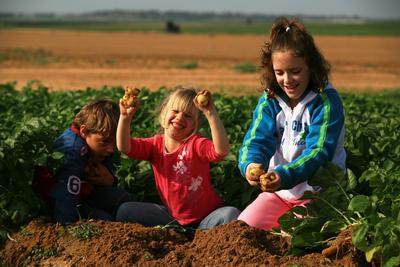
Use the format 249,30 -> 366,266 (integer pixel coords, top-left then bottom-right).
238,192 -> 310,230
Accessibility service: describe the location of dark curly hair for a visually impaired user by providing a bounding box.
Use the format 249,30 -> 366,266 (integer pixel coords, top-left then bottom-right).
260,17 -> 331,98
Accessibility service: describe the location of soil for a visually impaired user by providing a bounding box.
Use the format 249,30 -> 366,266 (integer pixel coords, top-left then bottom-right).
1,30 -> 399,95
0,219 -> 368,267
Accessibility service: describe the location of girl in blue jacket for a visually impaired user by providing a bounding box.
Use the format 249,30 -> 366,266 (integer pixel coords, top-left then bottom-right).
238,17 -> 346,230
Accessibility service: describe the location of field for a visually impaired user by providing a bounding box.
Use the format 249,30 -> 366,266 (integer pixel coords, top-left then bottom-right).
0,24 -> 400,266
0,29 -> 399,94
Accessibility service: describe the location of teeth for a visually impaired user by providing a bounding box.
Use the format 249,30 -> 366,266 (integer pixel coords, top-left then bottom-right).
285,84 -> 297,89
172,122 -> 183,129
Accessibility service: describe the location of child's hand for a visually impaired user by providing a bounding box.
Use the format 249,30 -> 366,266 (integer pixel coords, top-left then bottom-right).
194,90 -> 214,113
119,86 -> 141,118
120,86 -> 140,108
245,163 -> 264,187
194,89 -> 230,157
119,98 -> 140,118
259,172 -> 281,192
86,163 -> 114,186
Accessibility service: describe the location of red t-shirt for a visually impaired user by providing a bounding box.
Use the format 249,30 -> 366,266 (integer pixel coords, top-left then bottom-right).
126,134 -> 224,225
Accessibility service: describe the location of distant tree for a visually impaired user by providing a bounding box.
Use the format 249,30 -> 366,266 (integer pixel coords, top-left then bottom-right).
165,20 -> 180,34
35,13 -> 56,19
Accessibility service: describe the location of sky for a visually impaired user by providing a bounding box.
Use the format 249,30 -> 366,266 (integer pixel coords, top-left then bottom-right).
0,0 -> 399,20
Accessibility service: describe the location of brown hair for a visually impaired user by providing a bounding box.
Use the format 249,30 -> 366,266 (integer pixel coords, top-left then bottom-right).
158,86 -> 201,137
260,17 -> 331,98
72,99 -> 119,139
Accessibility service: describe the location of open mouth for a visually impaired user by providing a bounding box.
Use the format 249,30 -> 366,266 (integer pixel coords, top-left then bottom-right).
171,121 -> 184,130
284,84 -> 298,90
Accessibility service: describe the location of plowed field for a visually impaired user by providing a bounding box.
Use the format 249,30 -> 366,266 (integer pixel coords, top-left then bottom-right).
0,29 -> 399,95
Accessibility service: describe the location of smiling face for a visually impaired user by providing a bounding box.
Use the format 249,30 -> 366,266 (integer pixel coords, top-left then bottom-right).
160,93 -> 199,142
272,50 -> 311,108
164,108 -> 196,141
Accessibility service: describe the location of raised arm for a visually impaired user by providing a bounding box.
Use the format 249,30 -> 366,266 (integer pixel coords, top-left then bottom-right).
117,100 -> 140,155
194,90 -> 230,156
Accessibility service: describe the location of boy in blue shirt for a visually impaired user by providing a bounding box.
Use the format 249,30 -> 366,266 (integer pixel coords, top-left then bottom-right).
51,99 -> 132,224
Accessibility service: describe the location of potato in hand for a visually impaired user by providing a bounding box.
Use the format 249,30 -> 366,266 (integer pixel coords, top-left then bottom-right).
250,166 -> 264,177
249,166 -> 265,181
260,173 -> 277,192
195,90 -> 210,107
120,86 -> 140,108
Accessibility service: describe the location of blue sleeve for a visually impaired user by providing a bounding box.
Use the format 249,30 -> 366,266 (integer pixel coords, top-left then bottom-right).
238,94 -> 279,177
276,89 -> 345,189
52,148 -> 87,224
52,130 -> 88,224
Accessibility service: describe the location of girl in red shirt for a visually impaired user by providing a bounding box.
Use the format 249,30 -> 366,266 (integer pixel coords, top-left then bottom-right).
116,87 -> 240,229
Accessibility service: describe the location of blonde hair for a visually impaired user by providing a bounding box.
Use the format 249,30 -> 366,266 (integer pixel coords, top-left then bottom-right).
158,86 -> 201,137
72,99 -> 119,139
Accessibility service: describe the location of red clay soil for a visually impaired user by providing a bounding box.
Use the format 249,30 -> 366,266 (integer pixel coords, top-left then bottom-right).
0,219 -> 368,267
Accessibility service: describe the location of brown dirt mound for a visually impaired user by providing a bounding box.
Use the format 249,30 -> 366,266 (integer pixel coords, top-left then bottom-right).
0,219 -> 367,266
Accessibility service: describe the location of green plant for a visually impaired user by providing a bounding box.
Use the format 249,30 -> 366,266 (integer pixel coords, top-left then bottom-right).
273,91 -> 400,266
176,61 -> 199,69
153,218 -> 194,234
21,245 -> 60,266
234,62 -> 257,73
67,223 -> 101,240
143,253 -> 154,261
0,81 -> 399,266
0,48 -> 59,65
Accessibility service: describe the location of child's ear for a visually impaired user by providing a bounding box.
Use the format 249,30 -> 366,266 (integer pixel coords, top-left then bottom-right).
79,125 -> 87,138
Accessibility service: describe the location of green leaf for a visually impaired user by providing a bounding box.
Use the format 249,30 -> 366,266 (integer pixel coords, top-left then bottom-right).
51,151 -> 64,160
346,168 -> 358,190
352,223 -> 369,251
365,246 -> 381,262
348,195 -> 369,213
383,159 -> 395,171
384,256 -> 400,267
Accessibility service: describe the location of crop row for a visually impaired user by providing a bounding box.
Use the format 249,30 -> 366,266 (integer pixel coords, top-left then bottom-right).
0,81 -> 399,265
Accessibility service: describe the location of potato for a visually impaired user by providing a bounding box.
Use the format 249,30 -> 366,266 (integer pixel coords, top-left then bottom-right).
126,86 -> 140,96
249,166 -> 264,177
120,86 -> 140,108
260,173 -> 276,192
196,95 -> 209,106
195,90 -> 210,107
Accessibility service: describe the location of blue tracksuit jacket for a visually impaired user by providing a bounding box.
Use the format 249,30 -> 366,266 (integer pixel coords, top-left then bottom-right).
238,85 -> 346,200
